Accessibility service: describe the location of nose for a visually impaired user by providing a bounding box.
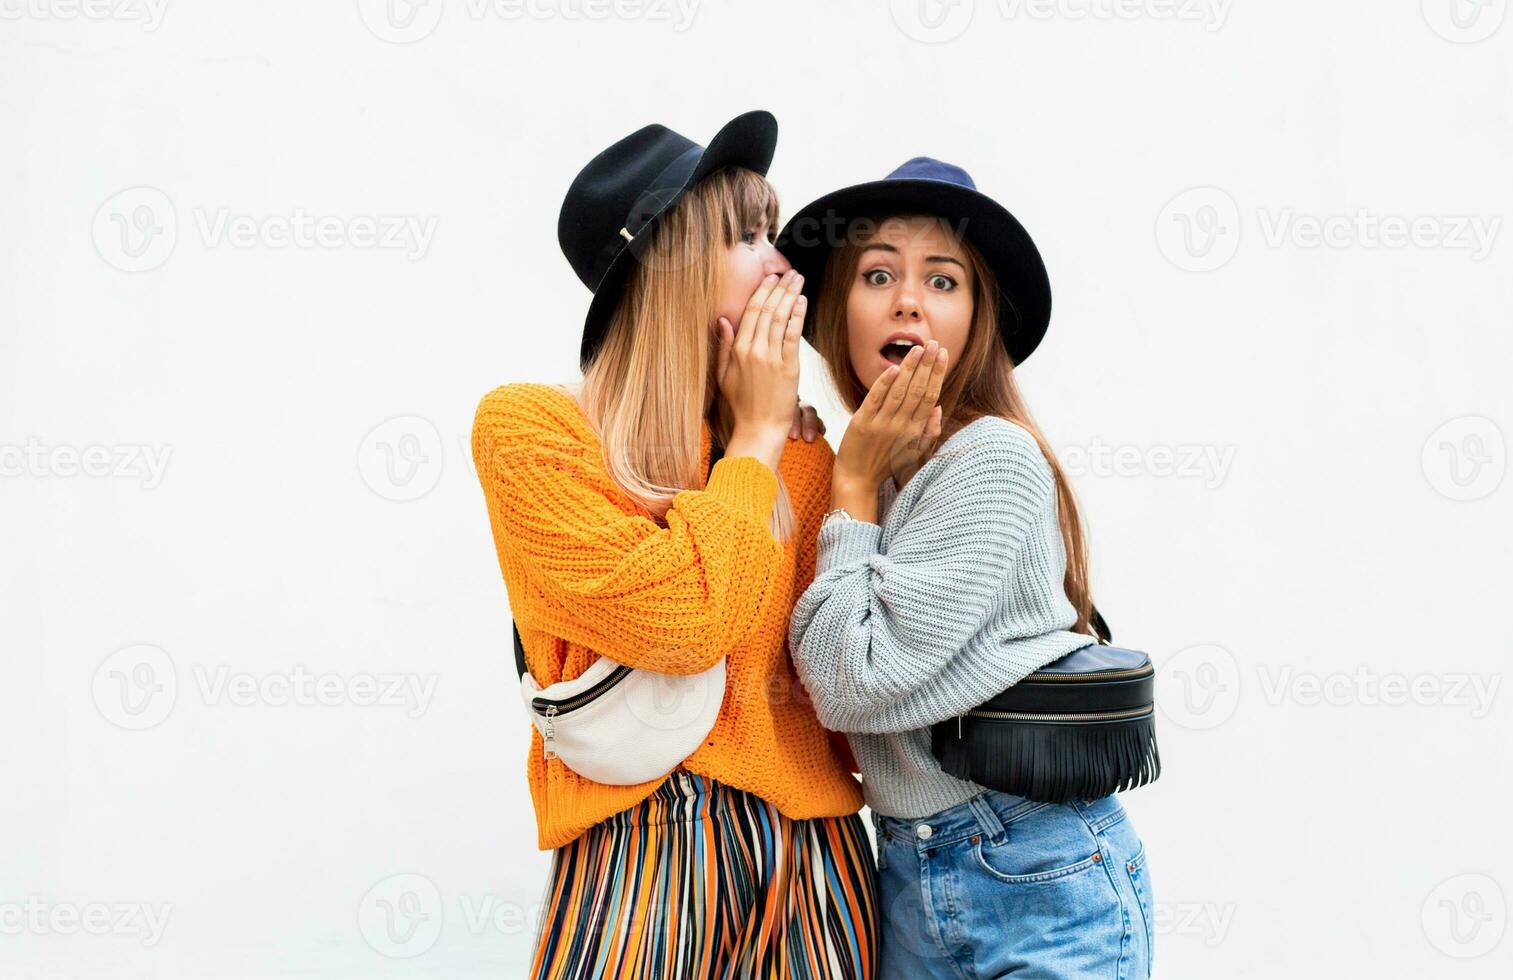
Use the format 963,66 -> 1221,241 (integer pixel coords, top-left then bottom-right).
762,242 -> 792,277
892,284 -> 923,321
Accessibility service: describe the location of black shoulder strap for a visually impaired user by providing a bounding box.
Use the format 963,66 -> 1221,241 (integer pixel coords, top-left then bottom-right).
511,434 -> 726,679
512,620 -> 529,679
1091,605 -> 1113,644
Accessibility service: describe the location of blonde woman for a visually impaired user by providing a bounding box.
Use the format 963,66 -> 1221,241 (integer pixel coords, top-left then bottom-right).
778,158 -> 1154,979
471,112 -> 877,979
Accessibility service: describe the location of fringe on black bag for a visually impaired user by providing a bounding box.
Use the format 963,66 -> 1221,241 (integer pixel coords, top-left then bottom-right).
928,608 -> 1162,803
931,711 -> 1161,803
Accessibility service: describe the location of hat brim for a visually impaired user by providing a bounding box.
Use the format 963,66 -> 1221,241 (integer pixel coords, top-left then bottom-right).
775,178 -> 1051,366
578,110 -> 779,370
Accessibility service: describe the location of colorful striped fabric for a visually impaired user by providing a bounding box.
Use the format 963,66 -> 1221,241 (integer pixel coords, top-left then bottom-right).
528,771 -> 879,979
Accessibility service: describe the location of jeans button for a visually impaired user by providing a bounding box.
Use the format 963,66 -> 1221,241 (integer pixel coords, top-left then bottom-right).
916,823 -> 934,839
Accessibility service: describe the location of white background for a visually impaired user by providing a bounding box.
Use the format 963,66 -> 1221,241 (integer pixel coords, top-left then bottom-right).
3,0 -> 1511,977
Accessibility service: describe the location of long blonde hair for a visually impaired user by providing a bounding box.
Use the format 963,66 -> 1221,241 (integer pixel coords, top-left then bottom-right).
577,166 -> 796,543
809,217 -> 1104,640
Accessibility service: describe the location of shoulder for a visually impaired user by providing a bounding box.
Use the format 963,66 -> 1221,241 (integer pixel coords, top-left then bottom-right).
473,382 -> 587,442
471,383 -> 594,476
778,430 -> 836,476
473,381 -> 575,425
948,415 -> 1045,455
777,432 -> 836,519
925,416 -> 1054,492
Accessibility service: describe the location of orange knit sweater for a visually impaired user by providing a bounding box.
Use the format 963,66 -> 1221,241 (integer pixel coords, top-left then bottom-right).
471,382 -> 864,851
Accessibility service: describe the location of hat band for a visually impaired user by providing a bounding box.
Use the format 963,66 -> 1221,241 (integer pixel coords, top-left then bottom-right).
590,144 -> 704,288
623,144 -> 703,240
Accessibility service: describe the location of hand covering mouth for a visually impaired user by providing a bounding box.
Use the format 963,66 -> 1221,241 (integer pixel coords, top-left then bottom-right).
880,332 -> 925,365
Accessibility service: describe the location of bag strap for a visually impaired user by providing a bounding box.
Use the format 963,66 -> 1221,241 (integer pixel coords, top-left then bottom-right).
1090,605 -> 1113,644
512,619 -> 529,680
512,433 -> 727,679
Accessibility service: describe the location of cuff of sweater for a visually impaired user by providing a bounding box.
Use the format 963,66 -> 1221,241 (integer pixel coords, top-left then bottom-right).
702,455 -> 780,528
816,517 -> 882,574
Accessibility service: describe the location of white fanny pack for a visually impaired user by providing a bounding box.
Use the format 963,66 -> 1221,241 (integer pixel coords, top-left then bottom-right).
510,427 -> 729,785
515,631 -> 727,785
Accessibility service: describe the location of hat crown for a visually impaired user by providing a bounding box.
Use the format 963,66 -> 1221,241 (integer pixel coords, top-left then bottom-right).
776,151 -> 1051,365
885,156 -> 977,190
555,110 -> 778,371
558,124 -> 702,291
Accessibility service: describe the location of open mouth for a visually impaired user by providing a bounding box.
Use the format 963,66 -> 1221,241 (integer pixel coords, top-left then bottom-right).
879,334 -> 924,366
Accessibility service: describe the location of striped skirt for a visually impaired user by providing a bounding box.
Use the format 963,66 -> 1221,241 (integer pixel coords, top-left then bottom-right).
529,771 -> 878,979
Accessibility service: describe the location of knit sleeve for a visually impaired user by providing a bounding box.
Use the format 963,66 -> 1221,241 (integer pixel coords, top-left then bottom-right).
473,386 -> 786,675
786,425 -> 1057,733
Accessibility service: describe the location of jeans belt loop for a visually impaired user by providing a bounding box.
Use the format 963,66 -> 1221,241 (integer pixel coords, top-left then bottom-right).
968,795 -> 1008,844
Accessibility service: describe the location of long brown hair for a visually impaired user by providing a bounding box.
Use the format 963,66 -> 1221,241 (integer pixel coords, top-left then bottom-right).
808,217 -> 1103,640
577,166 -> 796,543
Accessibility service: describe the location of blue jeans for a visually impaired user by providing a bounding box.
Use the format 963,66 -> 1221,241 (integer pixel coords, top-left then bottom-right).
872,792 -> 1153,980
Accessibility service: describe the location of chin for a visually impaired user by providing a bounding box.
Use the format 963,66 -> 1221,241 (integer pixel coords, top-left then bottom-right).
851,365 -> 881,392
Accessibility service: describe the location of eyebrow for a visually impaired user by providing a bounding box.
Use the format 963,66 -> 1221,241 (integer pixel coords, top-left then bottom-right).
860,243 -> 967,270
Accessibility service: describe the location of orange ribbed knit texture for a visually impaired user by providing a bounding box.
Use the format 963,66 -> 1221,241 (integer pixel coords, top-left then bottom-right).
471,382 -> 864,851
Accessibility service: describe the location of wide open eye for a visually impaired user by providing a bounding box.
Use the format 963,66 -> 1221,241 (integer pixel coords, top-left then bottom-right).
863,269 -> 893,287
927,273 -> 957,291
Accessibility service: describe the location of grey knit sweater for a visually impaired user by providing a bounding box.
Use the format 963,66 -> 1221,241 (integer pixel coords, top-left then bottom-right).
787,414 -> 1097,819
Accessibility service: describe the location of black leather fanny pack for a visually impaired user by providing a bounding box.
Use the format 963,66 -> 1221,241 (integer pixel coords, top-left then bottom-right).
929,610 -> 1161,802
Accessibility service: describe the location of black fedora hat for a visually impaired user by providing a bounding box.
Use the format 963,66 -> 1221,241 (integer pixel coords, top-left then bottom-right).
775,156 -> 1052,366
558,110 -> 778,370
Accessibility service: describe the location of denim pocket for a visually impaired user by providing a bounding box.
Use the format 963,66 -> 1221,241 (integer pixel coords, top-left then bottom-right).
1125,841 -> 1154,972
972,839 -> 1104,884
970,802 -> 1104,884
958,827 -> 1126,976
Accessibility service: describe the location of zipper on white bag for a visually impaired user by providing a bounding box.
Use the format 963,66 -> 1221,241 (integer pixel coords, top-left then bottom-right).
543,704 -> 558,760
